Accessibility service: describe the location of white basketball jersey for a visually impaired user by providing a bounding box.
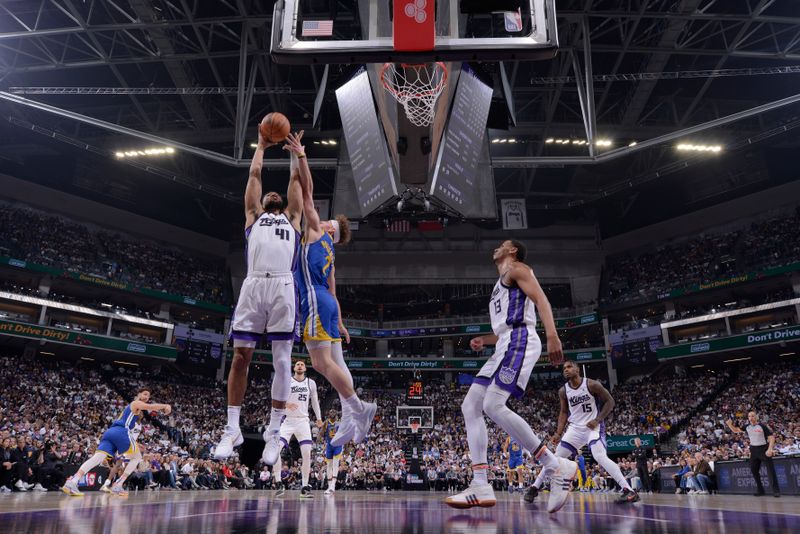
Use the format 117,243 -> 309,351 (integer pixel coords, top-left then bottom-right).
488,271 -> 538,336
566,377 -> 599,427
286,377 -> 315,418
245,212 -> 299,274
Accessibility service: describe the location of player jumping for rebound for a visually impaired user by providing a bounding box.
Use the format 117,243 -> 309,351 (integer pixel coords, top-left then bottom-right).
62,390 -> 171,496
322,409 -> 343,495
503,436 -> 526,493
281,132 -> 376,448
272,360 -> 322,498
525,360 -> 640,504
444,240 -> 578,514
215,125 -> 303,463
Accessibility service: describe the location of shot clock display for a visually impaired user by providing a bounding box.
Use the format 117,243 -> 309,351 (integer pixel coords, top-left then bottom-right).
406,381 -> 425,403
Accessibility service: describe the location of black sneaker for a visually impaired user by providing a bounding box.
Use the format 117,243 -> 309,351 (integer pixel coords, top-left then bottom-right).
616,489 -> 640,504
773,493 -> 781,498
753,490 -> 765,497
300,485 -> 313,499
523,485 -> 539,503
275,483 -> 286,497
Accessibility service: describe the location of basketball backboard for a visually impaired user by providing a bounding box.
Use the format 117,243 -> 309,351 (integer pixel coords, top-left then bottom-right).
271,0 -> 558,64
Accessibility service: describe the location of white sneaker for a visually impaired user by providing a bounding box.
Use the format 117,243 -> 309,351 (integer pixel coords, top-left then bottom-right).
100,483 -> 112,493
261,430 -> 283,465
324,487 -> 335,496
547,458 -> 578,513
674,488 -> 681,494
33,483 -> 48,492
61,479 -> 83,496
330,413 -> 357,447
15,480 -> 28,492
353,402 -> 377,444
699,490 -> 709,495
0,485 -> 11,493
213,426 -> 244,460
444,483 -> 497,509
23,482 -> 34,490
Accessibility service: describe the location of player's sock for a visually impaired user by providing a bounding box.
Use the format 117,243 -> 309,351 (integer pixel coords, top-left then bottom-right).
266,408 -> 286,434
342,394 -> 364,414
471,464 -> 489,485
462,385 -> 489,468
115,454 -> 141,487
591,442 -> 632,491
227,406 -> 241,431
274,455 -> 283,483
483,387 -> 559,470
533,467 -> 548,489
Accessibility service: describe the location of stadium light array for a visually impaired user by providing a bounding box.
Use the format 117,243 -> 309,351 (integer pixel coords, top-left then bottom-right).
313,139 -> 338,145
676,143 -> 722,153
115,147 -> 175,158
491,138 -> 517,144
544,137 -> 612,146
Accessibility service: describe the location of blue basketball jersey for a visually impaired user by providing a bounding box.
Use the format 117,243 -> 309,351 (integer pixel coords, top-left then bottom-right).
297,233 -> 335,291
509,438 -> 523,459
112,404 -> 139,430
324,420 -> 339,444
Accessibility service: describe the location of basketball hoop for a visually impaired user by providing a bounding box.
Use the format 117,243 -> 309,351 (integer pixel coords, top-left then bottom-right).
410,421 -> 421,435
381,62 -> 448,127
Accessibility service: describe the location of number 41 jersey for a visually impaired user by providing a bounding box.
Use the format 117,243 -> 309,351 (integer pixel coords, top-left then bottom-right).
488,272 -> 538,336
246,212 -> 299,275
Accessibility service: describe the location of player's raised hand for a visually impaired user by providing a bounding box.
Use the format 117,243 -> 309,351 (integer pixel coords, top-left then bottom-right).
282,131 -> 306,155
257,129 -> 277,150
546,337 -> 564,365
470,336 -> 484,352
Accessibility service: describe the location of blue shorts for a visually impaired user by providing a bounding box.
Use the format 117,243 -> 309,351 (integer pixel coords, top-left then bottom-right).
325,443 -> 343,460
508,456 -> 523,470
97,425 -> 137,457
301,287 -> 340,342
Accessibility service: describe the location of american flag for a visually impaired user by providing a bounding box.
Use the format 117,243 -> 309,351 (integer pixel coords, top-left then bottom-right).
302,20 -> 334,37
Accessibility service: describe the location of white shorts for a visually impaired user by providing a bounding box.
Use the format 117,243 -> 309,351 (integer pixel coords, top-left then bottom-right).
230,273 -> 298,347
560,424 -> 607,458
280,417 -> 313,447
475,326 -> 541,398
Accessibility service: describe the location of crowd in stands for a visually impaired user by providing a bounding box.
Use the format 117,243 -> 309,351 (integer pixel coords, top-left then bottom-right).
603,210 -> 800,306
2,352 -> 799,495
0,204 -> 227,305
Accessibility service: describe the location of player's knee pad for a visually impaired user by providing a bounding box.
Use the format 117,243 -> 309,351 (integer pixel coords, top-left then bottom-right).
270,341 -> 293,401
461,385 -> 485,419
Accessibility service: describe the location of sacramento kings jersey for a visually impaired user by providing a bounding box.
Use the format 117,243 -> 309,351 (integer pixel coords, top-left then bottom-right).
566,378 -> 599,427
286,377 -> 317,418
245,212 -> 300,274
488,270 -> 538,336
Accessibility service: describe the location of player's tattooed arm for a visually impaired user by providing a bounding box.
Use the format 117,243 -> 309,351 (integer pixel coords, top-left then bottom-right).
245,129 -> 276,228
586,379 -> 615,429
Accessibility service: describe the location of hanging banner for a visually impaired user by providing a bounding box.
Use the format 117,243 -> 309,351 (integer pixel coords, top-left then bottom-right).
500,198 -> 527,230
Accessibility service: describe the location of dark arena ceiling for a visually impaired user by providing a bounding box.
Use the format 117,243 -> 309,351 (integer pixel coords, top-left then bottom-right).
0,0 -> 798,240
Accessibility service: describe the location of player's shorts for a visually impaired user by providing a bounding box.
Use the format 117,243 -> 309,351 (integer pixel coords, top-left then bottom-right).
325,442 -> 343,460
97,425 -> 138,457
508,455 -> 523,470
559,424 -> 607,458
279,417 -> 313,448
300,285 -> 340,343
474,325 -> 541,398
230,272 -> 298,347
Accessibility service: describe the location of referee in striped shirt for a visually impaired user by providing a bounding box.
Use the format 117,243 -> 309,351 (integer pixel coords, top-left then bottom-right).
726,411 -> 781,497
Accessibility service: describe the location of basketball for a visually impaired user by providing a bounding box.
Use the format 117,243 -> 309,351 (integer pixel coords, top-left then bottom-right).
259,112 -> 291,143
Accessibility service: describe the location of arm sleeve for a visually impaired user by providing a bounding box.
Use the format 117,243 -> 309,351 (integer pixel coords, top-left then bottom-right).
762,424 -> 773,438
309,379 -> 322,422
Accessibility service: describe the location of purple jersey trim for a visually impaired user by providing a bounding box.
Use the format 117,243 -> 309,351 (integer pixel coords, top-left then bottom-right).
231,331 -> 263,342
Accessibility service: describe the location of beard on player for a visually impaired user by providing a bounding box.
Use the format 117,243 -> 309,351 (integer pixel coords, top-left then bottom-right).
262,191 -> 286,213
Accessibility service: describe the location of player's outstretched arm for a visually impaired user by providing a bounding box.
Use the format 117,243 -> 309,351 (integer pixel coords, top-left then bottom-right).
132,401 -> 172,415
309,379 -> 322,424
553,387 -> 569,443
725,419 -> 743,433
284,131 -> 322,236
245,130 -> 275,228
511,264 -> 563,365
587,379 -> 615,429
283,131 -> 305,232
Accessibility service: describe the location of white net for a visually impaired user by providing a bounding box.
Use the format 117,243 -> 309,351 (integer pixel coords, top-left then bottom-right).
381,62 -> 448,127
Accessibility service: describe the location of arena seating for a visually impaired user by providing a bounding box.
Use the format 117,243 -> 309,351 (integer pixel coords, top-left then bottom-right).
2,354 -> 798,493
0,204 -> 228,305
602,211 -> 800,306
